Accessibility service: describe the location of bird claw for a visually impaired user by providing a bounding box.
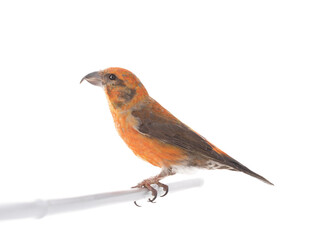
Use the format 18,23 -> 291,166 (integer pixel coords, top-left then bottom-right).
157,182 -> 169,197
132,179 -> 169,206
146,184 -> 158,202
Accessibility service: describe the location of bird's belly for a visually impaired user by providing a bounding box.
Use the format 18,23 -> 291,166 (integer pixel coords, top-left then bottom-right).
114,115 -> 186,168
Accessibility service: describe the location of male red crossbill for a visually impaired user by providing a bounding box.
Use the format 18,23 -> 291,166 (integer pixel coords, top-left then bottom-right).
81,67 -> 273,202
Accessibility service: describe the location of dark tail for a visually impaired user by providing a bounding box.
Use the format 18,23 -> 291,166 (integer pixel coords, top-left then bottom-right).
227,158 -> 274,185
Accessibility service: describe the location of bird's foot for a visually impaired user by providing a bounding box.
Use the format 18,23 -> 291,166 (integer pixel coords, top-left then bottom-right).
132,178 -> 169,203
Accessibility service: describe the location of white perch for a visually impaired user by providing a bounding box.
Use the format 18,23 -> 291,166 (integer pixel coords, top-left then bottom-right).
0,178 -> 203,221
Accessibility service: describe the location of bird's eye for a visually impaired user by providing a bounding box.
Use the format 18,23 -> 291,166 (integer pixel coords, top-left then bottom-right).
109,74 -> 116,80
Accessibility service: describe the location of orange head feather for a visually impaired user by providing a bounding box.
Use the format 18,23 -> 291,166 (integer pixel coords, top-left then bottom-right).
81,67 -> 149,111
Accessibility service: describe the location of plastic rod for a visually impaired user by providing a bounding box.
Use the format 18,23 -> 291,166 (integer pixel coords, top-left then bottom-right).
0,178 -> 204,221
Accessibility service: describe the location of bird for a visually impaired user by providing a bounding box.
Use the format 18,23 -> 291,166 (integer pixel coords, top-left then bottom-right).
81,67 -> 273,202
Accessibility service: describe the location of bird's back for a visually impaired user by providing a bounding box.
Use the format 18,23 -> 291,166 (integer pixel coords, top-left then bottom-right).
130,98 -> 273,185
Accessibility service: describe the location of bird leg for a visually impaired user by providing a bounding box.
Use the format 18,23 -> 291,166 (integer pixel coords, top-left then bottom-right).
132,168 -> 175,202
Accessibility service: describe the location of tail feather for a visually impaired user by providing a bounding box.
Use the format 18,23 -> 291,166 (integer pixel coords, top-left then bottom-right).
227,158 -> 274,185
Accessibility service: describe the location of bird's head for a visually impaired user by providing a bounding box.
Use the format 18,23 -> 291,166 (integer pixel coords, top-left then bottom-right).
81,67 -> 149,111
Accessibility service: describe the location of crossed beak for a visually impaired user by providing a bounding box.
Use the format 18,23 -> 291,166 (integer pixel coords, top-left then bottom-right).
80,71 -> 103,87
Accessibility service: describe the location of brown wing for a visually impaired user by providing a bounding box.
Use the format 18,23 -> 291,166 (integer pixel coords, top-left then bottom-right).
131,100 -> 273,185
131,103 -> 234,165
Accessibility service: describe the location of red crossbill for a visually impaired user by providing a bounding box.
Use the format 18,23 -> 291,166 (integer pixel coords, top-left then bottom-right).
81,67 -> 273,202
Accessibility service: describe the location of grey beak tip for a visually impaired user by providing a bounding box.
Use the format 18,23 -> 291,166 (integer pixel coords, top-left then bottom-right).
80,78 -> 86,84
80,71 -> 102,87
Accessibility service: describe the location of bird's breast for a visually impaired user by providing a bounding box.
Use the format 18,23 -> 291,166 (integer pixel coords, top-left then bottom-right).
110,109 -> 187,168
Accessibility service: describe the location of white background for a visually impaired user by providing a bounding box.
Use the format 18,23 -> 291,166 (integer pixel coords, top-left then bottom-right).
0,0 -> 318,239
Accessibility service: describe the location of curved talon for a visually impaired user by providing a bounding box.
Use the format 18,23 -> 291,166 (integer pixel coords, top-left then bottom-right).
147,185 -> 158,202
148,197 -> 156,202
158,182 -> 168,197
134,201 -> 141,207
157,182 -> 169,197
132,178 -> 169,203
160,189 -> 168,197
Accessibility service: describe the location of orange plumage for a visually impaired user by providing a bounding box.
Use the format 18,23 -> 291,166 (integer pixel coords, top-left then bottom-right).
81,67 -> 273,202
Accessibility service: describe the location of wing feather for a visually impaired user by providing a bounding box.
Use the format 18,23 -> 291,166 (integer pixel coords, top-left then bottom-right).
131,100 -> 273,185
131,103 -> 230,164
